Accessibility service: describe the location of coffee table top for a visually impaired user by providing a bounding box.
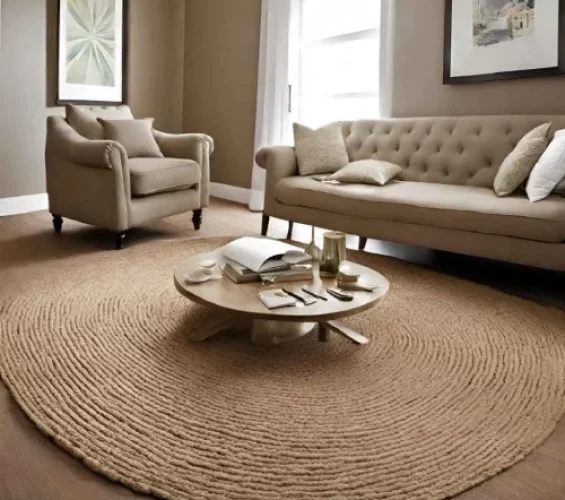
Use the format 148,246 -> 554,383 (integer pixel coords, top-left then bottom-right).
174,250 -> 389,322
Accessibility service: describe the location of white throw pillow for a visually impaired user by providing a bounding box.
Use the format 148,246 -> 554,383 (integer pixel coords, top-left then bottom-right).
526,130 -> 565,202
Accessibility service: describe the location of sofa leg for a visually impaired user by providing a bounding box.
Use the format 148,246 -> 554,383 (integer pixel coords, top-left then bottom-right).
287,221 -> 294,240
115,232 -> 127,250
192,209 -> 203,231
52,214 -> 63,234
261,214 -> 270,236
359,237 -> 368,251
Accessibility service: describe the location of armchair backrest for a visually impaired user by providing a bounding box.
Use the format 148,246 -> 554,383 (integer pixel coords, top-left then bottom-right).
65,104 -> 134,141
77,105 -> 134,121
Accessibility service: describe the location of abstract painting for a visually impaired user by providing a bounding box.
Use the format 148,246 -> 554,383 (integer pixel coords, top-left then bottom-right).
57,0 -> 128,104
66,0 -> 116,87
444,0 -> 564,84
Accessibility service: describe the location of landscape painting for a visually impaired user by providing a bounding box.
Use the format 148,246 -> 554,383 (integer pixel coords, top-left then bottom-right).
444,0 -> 563,84
473,0 -> 535,47
57,0 -> 128,105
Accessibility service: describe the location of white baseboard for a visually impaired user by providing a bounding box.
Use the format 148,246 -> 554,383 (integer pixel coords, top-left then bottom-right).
248,189 -> 265,212
210,182 -> 251,206
0,193 -> 48,217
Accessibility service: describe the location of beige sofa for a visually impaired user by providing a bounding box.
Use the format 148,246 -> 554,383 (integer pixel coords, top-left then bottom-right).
46,106 -> 214,249
256,116 -> 565,271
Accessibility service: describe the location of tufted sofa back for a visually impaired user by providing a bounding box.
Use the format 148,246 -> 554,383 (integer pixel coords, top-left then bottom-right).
341,116 -> 565,188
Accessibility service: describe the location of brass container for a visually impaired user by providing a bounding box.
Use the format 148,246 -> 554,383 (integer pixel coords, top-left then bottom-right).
320,231 -> 346,277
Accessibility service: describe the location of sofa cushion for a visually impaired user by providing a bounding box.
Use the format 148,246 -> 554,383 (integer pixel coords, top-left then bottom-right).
494,122 -> 551,197
526,129 -> 565,202
275,178 -> 565,243
329,160 -> 402,186
294,123 -> 349,175
129,158 -> 200,197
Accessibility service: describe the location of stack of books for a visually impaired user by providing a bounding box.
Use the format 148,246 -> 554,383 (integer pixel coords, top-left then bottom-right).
221,237 -> 313,284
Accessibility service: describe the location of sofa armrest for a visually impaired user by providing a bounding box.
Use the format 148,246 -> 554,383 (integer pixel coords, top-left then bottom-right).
46,116 -> 127,170
255,146 -> 298,214
153,130 -> 214,208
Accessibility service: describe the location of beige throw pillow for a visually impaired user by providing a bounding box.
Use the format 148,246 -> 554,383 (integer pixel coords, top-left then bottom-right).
294,123 -> 349,176
494,122 -> 551,197
329,160 -> 402,186
98,118 -> 163,158
66,104 -> 105,140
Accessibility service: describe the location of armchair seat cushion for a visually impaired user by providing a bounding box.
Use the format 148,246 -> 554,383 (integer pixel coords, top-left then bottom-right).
129,158 -> 200,197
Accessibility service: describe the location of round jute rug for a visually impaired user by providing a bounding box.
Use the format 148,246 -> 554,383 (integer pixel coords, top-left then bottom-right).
1,237 -> 565,500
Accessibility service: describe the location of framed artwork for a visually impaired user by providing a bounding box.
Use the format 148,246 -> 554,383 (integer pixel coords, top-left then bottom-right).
444,0 -> 565,84
57,0 -> 129,105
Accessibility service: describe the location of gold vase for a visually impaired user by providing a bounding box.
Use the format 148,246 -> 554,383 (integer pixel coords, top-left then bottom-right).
320,231 -> 346,277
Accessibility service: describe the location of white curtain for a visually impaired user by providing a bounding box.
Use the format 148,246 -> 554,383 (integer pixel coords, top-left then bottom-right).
249,0 -> 296,212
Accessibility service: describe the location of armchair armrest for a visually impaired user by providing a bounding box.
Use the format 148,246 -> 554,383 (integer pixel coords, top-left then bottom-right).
153,130 -> 214,208
255,146 -> 298,214
153,130 -> 214,159
46,116 -> 127,170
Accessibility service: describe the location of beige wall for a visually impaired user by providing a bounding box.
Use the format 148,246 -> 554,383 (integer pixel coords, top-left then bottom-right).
128,0 -> 185,132
0,0 -> 185,200
391,0 -> 565,117
183,0 -> 262,190
0,0 -> 47,199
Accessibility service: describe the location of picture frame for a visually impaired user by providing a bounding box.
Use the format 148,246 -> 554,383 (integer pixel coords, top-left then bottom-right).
56,0 -> 129,105
444,0 -> 565,84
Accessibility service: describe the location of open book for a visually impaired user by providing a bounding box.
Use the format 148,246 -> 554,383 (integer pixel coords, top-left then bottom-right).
222,237 -> 311,273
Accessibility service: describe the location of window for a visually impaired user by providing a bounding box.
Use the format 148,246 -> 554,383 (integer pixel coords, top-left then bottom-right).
290,0 -> 382,128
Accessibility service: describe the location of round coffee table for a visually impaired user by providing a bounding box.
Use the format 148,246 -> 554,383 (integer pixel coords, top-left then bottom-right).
174,251 -> 389,345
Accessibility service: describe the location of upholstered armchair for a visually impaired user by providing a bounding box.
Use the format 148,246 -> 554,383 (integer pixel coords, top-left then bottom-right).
45,106 -> 213,249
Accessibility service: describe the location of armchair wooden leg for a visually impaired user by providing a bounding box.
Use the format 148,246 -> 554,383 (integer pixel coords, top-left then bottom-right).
115,232 -> 127,250
287,221 -> 294,240
52,214 -> 63,234
261,214 -> 270,236
359,237 -> 368,251
192,209 -> 203,231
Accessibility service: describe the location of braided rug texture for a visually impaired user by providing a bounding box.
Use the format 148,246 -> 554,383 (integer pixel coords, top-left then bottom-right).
1,237 -> 565,500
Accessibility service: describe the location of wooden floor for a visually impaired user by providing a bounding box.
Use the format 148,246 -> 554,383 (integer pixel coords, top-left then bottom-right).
1,198 -> 564,500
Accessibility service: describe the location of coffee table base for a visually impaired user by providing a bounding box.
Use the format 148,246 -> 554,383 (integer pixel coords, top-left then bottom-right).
187,313 -> 369,346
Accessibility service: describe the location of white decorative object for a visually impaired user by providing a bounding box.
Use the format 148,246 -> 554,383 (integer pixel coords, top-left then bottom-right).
527,130 -> 565,202
305,226 -> 322,262
185,259 -> 221,284
249,0 -> 298,211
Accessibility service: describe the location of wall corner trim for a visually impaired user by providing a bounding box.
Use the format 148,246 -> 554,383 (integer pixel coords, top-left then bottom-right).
0,193 -> 49,217
209,182 -> 251,206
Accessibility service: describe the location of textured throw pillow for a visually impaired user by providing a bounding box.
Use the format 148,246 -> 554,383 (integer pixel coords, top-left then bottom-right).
66,104 -> 104,140
526,130 -> 565,202
493,122 -> 551,197
329,160 -> 402,186
294,123 -> 349,176
98,118 -> 163,158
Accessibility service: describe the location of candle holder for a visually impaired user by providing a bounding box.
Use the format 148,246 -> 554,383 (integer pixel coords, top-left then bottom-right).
320,231 -> 346,277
